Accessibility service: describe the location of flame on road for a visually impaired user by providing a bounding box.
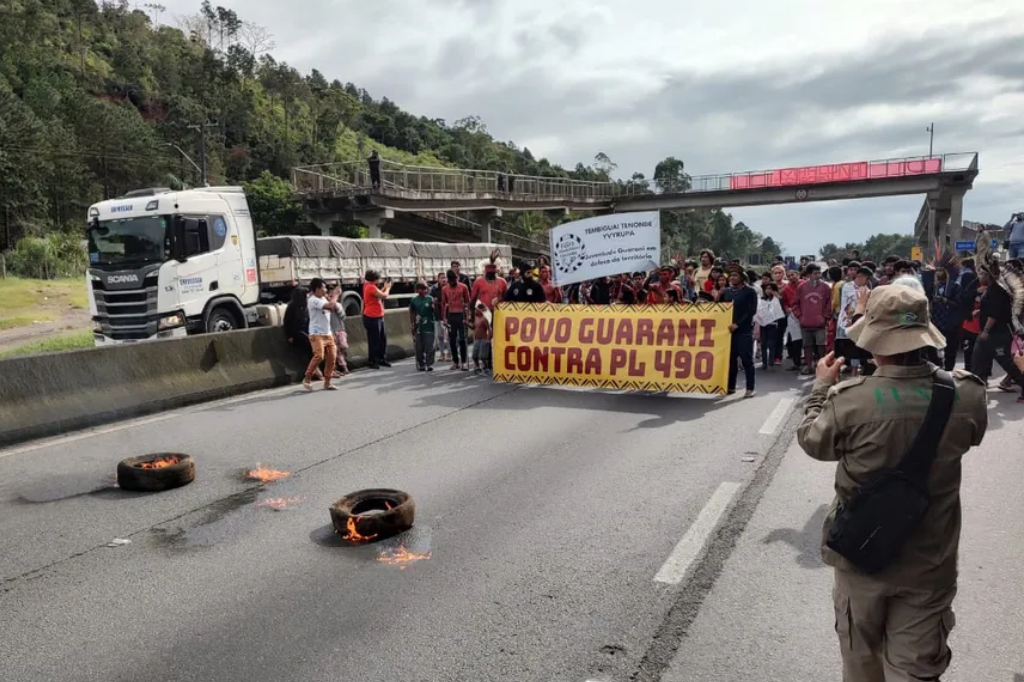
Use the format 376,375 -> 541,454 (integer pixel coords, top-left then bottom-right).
377,545 -> 431,569
137,455 -> 182,469
255,496 -> 303,510
246,464 -> 291,483
340,516 -> 378,542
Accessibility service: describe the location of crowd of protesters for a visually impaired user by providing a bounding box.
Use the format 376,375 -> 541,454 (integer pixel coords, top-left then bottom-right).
282,248 -> 1024,401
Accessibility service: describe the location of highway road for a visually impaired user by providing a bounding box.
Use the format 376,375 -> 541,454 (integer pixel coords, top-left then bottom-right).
0,363 -> 1020,681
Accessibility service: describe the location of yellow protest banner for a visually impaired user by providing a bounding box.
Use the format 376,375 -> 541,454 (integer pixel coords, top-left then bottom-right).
492,302 -> 733,395
910,246 -> 923,261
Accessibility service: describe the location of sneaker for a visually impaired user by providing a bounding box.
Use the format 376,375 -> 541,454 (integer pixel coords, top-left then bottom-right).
417,365 -> 426,371
302,380 -> 313,392
462,364 -> 470,371
368,363 -> 380,370
474,366 -> 482,374
727,389 -> 736,395
744,389 -> 756,398
427,366 -> 434,372
380,360 -> 392,368
800,366 -> 814,376
324,384 -> 338,391
450,364 -> 460,370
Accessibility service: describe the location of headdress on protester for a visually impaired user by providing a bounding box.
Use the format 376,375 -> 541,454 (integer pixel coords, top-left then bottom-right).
975,227 -> 1024,334
931,241 -> 960,282
846,285 -> 946,356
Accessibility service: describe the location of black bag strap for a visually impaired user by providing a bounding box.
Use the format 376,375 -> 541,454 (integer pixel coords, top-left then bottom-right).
897,369 -> 956,481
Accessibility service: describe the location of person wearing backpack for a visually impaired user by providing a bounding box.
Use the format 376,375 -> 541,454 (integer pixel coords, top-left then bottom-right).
796,284 -> 988,682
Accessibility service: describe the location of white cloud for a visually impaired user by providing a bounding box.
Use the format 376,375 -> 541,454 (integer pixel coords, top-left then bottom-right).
161,0 -> 1024,254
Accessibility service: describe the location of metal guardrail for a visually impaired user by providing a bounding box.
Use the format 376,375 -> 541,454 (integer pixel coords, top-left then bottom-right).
293,160 -> 617,201
293,153 -> 979,201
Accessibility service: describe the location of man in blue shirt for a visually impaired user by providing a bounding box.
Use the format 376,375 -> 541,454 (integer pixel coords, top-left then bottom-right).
1004,212 -> 1024,259
722,267 -> 757,398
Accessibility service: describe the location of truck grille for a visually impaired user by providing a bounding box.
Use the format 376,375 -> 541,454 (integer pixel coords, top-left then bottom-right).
91,279 -> 159,340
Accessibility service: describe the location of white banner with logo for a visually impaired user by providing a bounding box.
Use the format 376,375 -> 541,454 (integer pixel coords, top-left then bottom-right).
549,212 -> 660,286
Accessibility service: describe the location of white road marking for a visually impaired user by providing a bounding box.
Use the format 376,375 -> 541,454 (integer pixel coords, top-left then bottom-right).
654,481 -> 742,585
758,398 -> 794,435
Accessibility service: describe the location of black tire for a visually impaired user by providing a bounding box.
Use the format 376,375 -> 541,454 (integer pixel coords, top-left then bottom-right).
117,454 -> 195,492
330,488 -> 415,541
343,297 -> 362,319
206,307 -> 238,334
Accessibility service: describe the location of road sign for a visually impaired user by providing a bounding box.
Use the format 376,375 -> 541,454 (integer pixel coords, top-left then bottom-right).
955,241 -> 975,251
910,246 -> 923,261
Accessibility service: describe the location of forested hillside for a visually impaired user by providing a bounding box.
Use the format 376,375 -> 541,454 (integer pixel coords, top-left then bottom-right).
0,0 -> 781,272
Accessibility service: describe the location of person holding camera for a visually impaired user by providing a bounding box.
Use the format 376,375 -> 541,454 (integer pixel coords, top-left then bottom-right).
303,278 -> 342,391
362,270 -> 392,369
1004,212 -> 1024,259
796,284 -> 988,682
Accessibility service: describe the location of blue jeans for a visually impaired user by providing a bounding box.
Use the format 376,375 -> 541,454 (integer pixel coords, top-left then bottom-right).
729,331 -> 756,392
1009,242 -> 1024,259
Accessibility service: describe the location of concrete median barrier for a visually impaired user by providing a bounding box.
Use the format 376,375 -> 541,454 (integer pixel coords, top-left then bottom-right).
0,310 -> 415,448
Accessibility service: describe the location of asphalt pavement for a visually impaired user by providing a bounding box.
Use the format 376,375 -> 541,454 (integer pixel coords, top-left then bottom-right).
0,362 -> 1019,682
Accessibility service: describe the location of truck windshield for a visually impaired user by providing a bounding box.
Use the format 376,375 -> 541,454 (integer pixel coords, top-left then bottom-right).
88,215 -> 168,268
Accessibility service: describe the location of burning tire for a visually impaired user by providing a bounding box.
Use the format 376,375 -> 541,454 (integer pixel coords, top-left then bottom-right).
330,488 -> 415,542
117,454 -> 195,492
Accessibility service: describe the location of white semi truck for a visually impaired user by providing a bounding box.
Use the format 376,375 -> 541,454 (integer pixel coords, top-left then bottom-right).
86,186 -> 508,345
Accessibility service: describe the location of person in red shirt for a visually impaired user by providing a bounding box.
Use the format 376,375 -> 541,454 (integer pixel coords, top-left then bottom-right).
781,269 -> 804,371
441,269 -> 471,370
648,265 -> 685,304
792,263 -> 832,374
471,261 -> 508,311
538,265 -> 563,303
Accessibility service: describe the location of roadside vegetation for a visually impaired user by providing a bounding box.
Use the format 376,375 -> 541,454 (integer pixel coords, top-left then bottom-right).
0,330 -> 94,359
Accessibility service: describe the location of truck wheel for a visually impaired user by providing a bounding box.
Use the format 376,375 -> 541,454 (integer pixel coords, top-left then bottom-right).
344,299 -> 362,318
206,307 -> 238,333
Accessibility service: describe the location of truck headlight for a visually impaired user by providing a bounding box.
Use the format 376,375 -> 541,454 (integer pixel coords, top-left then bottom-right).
158,313 -> 185,330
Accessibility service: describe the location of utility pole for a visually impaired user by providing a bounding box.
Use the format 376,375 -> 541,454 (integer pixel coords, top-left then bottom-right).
926,123 -> 934,157
187,122 -> 218,186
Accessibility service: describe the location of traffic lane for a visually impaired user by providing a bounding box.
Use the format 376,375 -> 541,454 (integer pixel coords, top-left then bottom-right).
0,363 -> 518,580
0,375 -> 799,682
0,365 -> 800,582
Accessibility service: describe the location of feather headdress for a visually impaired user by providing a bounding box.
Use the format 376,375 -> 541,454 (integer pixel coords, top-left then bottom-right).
975,227 -> 1024,334
932,240 -> 960,282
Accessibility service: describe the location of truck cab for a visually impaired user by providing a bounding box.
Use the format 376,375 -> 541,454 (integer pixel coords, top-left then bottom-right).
86,187 -> 260,345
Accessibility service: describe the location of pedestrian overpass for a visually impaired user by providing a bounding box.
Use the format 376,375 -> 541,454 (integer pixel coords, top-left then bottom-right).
292,152 -> 979,260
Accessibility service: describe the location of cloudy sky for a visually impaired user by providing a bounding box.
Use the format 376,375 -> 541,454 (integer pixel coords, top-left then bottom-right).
164,0 -> 1024,256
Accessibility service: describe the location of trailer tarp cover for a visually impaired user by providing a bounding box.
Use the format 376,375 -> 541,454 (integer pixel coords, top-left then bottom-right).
257,236 -> 505,262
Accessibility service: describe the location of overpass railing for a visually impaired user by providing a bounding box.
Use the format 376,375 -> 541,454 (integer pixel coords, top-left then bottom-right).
293,152 -> 979,201
293,160 -> 617,202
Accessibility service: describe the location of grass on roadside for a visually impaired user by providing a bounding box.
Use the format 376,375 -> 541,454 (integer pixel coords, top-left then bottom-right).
0,330 -> 95,359
0,277 -> 88,327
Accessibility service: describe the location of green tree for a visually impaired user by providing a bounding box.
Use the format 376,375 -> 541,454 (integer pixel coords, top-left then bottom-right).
243,170 -> 303,236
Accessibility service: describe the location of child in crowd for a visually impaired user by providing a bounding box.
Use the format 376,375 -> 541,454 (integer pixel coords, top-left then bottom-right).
754,282 -> 786,369
472,302 -> 493,374
409,281 -> 437,371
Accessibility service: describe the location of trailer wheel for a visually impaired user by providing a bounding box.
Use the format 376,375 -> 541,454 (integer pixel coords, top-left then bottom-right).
206,306 -> 239,333
343,297 -> 362,318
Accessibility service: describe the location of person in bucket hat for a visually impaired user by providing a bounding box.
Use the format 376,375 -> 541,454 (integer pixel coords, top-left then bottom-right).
844,283 -> 946,356
796,283 -> 988,682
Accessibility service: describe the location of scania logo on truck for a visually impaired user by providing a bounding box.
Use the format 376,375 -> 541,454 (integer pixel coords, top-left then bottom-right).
107,274 -> 139,284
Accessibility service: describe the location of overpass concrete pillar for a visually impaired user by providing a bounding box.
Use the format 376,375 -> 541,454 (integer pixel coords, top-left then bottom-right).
313,219 -> 332,237
470,209 -> 503,244
359,209 -> 394,239
927,205 -> 937,259
949,190 -> 965,248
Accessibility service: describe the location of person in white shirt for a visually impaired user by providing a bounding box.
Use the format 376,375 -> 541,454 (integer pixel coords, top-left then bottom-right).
304,277 -> 342,391
835,266 -> 873,376
754,282 -> 786,369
